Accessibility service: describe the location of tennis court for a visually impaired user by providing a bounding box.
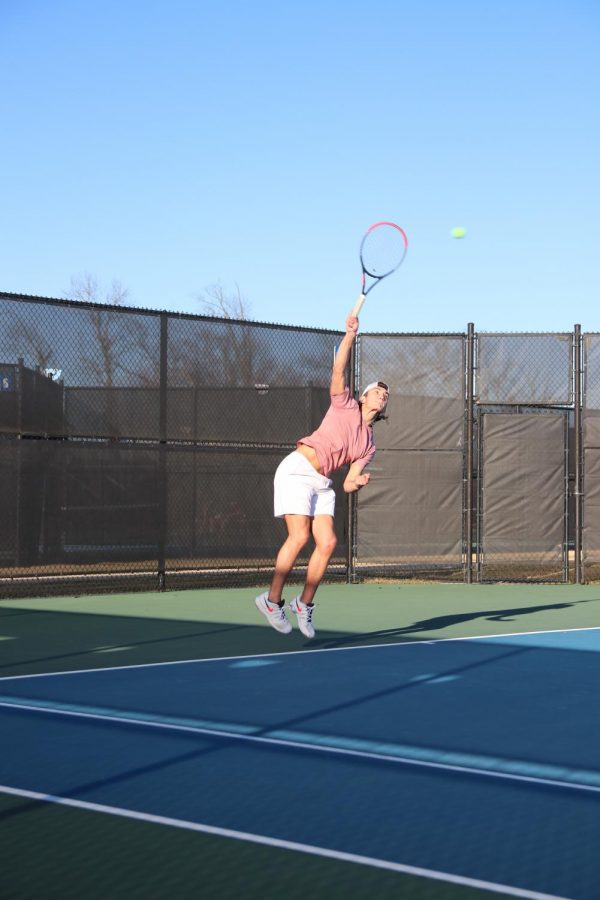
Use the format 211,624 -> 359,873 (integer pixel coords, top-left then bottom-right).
2,583 -> 600,899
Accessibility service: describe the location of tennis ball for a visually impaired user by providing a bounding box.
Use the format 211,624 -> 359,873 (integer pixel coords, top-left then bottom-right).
451,227 -> 467,239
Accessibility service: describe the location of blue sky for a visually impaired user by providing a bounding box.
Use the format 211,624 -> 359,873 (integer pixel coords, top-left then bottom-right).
1,0 -> 598,333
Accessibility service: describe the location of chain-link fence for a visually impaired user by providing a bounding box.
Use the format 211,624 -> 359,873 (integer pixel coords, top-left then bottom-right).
583,334 -> 600,582
353,333 -> 466,581
0,292 -> 595,596
0,293 -> 347,596
475,333 -> 574,583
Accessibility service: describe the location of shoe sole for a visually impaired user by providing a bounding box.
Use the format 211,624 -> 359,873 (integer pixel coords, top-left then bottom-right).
255,597 -> 292,634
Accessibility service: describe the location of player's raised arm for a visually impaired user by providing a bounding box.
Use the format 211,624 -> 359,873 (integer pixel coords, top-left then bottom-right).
331,313 -> 358,395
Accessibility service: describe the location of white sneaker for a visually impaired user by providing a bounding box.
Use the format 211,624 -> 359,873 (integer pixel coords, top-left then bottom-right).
255,592 -> 292,634
289,596 -> 315,639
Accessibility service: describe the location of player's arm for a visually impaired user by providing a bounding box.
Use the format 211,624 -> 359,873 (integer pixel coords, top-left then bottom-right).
331,313 -> 358,395
343,462 -> 371,493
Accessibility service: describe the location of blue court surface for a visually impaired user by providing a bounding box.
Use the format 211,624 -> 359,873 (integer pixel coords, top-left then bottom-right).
2,628 -> 600,899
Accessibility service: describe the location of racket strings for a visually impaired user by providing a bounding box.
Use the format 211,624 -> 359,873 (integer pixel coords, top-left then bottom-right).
360,223 -> 407,278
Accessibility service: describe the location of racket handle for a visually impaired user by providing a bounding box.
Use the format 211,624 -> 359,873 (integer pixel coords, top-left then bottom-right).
351,294 -> 366,318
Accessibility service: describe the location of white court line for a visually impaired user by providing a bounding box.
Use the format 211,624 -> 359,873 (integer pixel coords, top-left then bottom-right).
0,783 -> 567,900
2,697 -> 600,796
1,625 -> 599,682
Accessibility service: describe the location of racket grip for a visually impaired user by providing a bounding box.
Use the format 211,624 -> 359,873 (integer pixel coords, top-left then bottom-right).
351,294 -> 366,318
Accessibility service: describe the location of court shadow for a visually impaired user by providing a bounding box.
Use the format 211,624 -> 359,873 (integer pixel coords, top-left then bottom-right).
2,596 -> 599,677
0,608 -> 312,677
311,598 -> 600,650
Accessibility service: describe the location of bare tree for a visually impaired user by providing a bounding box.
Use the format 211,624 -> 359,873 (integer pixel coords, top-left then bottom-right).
169,281 -> 263,387
184,281 -> 333,389
65,273 -> 129,308
64,274 -> 130,388
64,274 -> 159,386
195,281 -> 251,320
6,319 -> 55,371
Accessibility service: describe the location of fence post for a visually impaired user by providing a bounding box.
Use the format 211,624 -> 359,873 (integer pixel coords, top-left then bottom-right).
157,313 -> 168,591
574,324 -> 582,584
14,358 -> 25,567
346,336 -> 358,583
465,324 -> 475,583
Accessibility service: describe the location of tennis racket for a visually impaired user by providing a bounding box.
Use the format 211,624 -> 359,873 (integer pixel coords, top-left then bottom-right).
351,221 -> 408,317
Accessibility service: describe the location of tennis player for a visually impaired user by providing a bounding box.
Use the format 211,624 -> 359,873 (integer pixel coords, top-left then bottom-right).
255,312 -> 388,639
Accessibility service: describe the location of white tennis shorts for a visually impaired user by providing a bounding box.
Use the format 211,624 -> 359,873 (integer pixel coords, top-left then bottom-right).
274,450 -> 335,518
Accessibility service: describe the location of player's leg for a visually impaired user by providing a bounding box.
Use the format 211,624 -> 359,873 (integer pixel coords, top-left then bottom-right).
257,451 -> 318,634
303,514 -> 337,604
269,514 -> 311,602
289,514 -> 337,639
255,514 -> 311,634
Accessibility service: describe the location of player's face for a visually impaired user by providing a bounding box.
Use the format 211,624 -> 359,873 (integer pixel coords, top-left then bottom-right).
366,386 -> 389,410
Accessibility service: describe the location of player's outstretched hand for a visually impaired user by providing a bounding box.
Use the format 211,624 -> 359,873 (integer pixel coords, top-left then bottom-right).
346,313 -> 359,334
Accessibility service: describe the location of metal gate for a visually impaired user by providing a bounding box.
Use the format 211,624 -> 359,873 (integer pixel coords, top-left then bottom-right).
477,412 -> 569,582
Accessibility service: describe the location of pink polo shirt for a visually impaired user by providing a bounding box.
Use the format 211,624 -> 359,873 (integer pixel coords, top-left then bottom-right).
297,388 -> 376,477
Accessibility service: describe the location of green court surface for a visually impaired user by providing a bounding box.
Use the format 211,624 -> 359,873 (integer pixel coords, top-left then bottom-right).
1,791 -> 490,900
1,582 -> 599,678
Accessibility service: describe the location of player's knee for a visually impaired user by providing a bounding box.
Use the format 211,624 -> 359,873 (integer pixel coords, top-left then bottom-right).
318,533 -> 337,556
289,530 -> 310,552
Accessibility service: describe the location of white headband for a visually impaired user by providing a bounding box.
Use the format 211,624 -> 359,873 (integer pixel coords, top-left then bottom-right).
360,381 -> 389,399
